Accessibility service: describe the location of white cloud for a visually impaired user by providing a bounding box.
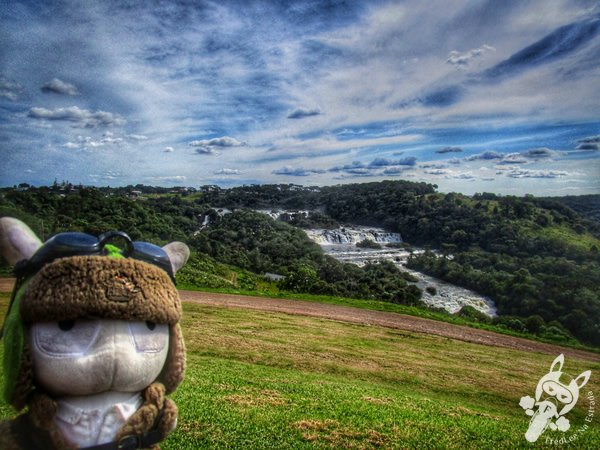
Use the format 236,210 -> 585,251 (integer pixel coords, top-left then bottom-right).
267,134 -> 422,158
420,163 -> 447,169
506,168 -> 569,179
194,146 -> 218,155
90,171 -> 125,180
453,172 -> 476,180
189,136 -> 246,155
424,168 -> 449,175
127,134 -> 149,141
575,136 -> 600,151
287,107 -> 321,119
272,166 -> 326,176
100,133 -> 123,144
164,146 -> 175,153
149,175 -> 187,183
436,146 -> 463,154
214,168 -> 241,175
520,147 -> 557,159
28,106 -> 126,127
577,135 -> 600,143
494,164 -> 522,172
189,136 -> 245,147
465,151 -> 504,161
41,78 -> 79,96
446,45 -> 495,67
0,77 -> 23,101
577,143 -> 600,150
72,134 -> 124,149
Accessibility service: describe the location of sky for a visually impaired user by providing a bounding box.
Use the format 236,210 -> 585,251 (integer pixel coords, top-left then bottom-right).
1,0 -> 599,196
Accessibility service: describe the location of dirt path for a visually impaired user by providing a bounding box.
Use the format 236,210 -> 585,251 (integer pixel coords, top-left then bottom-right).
2,278 -> 598,362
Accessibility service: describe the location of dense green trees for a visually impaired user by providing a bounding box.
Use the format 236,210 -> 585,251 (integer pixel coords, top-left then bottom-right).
1,180 -> 599,345
190,210 -> 422,304
0,188 -> 423,307
310,184 -> 600,345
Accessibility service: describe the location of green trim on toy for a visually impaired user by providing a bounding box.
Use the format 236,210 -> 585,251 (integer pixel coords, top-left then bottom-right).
2,280 -> 29,407
104,244 -> 125,259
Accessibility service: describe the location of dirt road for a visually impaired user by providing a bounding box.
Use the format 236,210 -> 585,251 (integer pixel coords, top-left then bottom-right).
2,278 -> 598,362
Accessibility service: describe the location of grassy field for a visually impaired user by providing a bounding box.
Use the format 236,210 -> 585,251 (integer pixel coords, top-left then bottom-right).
524,224 -> 600,254
1,293 -> 599,448
178,283 -> 597,352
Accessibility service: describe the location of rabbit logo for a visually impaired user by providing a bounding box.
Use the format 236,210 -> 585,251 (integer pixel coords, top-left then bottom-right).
519,354 -> 591,443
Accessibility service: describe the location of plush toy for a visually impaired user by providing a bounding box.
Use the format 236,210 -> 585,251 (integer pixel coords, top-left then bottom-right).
0,217 -> 189,449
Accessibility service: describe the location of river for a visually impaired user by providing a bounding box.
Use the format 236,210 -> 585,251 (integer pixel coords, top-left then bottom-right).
304,227 -> 497,317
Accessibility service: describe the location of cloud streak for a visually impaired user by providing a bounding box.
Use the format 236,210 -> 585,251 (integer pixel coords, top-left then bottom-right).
189,136 -> 246,155
287,107 -> 321,119
482,15 -> 600,80
41,78 -> 79,96
436,146 -> 463,154
447,45 -> 495,67
272,166 -> 326,176
0,77 -> 23,101
576,135 -> 600,150
28,106 -> 126,127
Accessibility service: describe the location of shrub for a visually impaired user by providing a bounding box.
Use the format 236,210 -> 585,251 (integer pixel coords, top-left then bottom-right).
425,286 -> 437,296
356,239 -> 382,249
456,305 -> 491,324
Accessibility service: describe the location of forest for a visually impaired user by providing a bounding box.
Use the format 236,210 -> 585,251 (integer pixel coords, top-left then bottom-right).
1,180 -> 599,346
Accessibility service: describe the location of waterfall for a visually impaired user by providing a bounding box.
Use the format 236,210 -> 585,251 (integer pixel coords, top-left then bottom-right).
304,227 -> 402,245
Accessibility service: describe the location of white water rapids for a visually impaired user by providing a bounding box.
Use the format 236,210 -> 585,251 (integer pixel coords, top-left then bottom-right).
304,227 -> 497,317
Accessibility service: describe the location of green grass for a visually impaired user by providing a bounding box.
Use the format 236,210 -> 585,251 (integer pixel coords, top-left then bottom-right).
1,295 -> 599,448
177,282 -> 599,353
526,224 -> 600,253
163,304 -> 600,448
544,226 -> 600,251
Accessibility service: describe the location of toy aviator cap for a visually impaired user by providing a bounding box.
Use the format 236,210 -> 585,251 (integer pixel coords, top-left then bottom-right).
0,217 -> 189,450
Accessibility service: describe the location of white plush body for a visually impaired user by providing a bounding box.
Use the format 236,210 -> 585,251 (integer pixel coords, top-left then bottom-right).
29,320 -> 169,446
55,391 -> 143,448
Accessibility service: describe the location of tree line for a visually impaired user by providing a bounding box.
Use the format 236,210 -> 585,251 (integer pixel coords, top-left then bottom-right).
1,180 -> 599,345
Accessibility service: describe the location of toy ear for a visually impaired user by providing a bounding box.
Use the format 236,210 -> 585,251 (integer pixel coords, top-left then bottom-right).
0,217 -> 42,266
162,241 -> 190,275
550,354 -> 564,373
575,370 -> 591,389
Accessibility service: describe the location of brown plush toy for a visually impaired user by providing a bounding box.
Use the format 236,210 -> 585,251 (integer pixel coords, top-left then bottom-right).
0,217 -> 189,449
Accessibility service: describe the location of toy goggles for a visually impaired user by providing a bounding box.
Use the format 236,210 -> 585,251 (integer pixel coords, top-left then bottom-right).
13,230 -> 175,282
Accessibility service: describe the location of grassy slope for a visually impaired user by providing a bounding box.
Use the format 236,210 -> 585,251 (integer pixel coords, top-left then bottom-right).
1,293 -> 599,448
178,283 -> 598,353
532,225 -> 600,252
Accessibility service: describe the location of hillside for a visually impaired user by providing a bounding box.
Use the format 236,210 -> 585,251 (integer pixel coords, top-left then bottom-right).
1,181 -> 599,347
2,290 -> 598,449
545,194 -> 600,224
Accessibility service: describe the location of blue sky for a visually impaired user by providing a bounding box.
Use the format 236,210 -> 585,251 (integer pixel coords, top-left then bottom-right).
1,0 -> 599,195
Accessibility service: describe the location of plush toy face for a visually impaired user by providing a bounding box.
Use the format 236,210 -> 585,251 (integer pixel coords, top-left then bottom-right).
30,319 -> 170,397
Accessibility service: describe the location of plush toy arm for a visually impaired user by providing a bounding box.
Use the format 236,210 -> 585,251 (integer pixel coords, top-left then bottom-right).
116,382 -> 178,447
0,418 -> 21,450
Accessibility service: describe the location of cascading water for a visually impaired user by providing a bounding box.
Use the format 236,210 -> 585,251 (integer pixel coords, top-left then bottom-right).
305,226 -> 497,317
304,227 -> 402,245
252,210 -> 497,317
